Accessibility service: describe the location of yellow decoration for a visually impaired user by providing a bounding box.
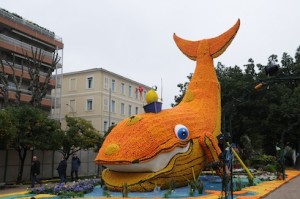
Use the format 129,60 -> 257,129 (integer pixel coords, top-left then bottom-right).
104,144 -> 120,156
145,89 -> 158,104
183,90 -> 194,102
95,19 -> 241,191
126,115 -> 142,125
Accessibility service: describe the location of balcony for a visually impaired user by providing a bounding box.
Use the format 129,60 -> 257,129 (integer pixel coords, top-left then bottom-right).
0,8 -> 63,49
1,60 -> 57,87
0,34 -> 60,65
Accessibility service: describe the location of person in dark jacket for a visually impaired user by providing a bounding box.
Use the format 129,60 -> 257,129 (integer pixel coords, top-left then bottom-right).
30,155 -> 42,188
57,156 -> 67,183
71,153 -> 81,181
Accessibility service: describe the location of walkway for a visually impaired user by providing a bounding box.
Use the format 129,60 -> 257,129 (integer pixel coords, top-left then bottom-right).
262,175 -> 300,199
0,170 -> 300,198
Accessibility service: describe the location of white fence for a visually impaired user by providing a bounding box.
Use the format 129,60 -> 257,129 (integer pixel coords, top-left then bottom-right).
0,149 -> 100,183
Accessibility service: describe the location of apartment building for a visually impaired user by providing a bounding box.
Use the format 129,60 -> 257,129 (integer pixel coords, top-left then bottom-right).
59,68 -> 151,135
0,8 -> 63,111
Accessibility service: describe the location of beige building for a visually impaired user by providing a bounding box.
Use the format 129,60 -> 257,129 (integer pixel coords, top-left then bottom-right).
56,68 -> 151,135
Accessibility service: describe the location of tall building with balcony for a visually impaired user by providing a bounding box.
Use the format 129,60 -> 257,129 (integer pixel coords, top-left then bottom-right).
0,8 -> 63,111
59,68 -> 151,135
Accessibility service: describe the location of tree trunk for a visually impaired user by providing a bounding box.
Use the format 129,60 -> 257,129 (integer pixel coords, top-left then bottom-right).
16,147 -> 27,184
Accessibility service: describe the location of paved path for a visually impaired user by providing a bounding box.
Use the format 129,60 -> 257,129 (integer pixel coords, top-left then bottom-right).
0,184 -> 29,195
262,175 -> 300,199
1,175 -> 300,198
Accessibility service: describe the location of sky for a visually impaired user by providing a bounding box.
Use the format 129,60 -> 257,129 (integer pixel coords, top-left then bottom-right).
2,0 -> 300,108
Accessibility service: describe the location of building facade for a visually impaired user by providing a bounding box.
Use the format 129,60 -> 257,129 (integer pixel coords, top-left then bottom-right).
58,68 -> 151,135
0,8 -> 63,111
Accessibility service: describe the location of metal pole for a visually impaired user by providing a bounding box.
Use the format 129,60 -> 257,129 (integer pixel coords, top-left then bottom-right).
108,88 -> 111,127
280,131 -> 285,180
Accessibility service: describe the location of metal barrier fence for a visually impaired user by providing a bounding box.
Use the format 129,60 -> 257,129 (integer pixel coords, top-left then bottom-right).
0,149 -> 99,183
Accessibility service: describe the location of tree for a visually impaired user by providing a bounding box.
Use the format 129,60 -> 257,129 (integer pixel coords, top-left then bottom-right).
24,48 -> 60,108
172,47 -> 300,167
94,124 -> 115,153
3,105 -> 61,183
0,109 -> 17,149
171,73 -> 193,107
58,116 -> 101,160
1,48 -> 60,108
0,54 -> 24,106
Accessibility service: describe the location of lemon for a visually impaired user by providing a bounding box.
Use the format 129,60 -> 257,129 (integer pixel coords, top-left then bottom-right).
145,89 -> 158,104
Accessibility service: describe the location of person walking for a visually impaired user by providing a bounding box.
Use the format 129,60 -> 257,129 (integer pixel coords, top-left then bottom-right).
30,155 -> 42,188
57,156 -> 67,183
71,153 -> 81,181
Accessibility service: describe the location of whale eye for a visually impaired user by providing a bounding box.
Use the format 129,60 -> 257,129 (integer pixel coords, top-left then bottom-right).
174,124 -> 189,140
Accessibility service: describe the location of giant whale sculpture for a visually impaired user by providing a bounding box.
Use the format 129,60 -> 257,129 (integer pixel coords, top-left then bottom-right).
95,19 -> 240,192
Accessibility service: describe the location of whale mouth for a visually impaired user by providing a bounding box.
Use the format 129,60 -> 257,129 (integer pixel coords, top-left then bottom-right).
104,142 -> 191,173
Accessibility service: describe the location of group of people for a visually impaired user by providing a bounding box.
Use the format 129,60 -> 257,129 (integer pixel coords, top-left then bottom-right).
30,153 -> 81,188
56,154 -> 81,183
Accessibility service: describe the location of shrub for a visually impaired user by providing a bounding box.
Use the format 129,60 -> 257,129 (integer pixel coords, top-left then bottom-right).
263,164 -> 277,172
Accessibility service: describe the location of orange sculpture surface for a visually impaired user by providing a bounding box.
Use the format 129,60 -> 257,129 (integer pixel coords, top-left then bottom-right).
95,19 -> 240,192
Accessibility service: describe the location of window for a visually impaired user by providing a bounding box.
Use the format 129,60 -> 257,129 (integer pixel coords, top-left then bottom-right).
111,100 -> 116,113
103,97 -> 108,111
121,103 -> 125,115
129,85 -> 132,97
87,76 -> 93,89
70,78 -> 76,91
128,105 -> 132,116
68,100 -> 76,113
135,90 -> 139,99
121,83 -> 125,95
103,121 -> 108,132
104,76 -> 109,89
87,99 -> 93,111
111,79 -> 116,92
135,107 -> 139,114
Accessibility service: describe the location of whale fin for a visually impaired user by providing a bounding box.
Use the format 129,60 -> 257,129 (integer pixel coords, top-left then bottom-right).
173,33 -> 198,61
173,19 -> 240,60
209,19 -> 240,58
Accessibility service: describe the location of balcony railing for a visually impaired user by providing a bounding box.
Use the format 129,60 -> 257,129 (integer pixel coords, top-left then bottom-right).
0,33 -> 60,61
1,59 -> 48,76
0,8 -> 62,42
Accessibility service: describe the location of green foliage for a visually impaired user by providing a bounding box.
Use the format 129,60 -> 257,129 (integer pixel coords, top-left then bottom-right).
0,105 -> 62,182
188,182 -> 195,196
94,124 -> 115,153
0,105 -> 61,150
263,164 -> 277,172
163,189 -> 172,198
171,73 -> 193,107
103,190 -> 112,197
250,154 -> 277,166
122,182 -> 128,197
173,46 -> 300,157
235,177 -> 243,191
0,109 -> 17,149
248,177 -> 254,186
59,116 -> 101,160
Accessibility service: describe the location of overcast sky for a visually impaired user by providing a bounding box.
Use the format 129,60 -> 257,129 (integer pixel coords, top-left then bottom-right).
2,0 -> 300,108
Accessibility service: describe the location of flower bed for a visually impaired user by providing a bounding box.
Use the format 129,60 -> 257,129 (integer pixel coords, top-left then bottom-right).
29,179 -> 100,198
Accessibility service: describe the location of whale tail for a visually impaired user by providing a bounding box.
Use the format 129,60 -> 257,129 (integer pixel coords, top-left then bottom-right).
173,19 -> 240,60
